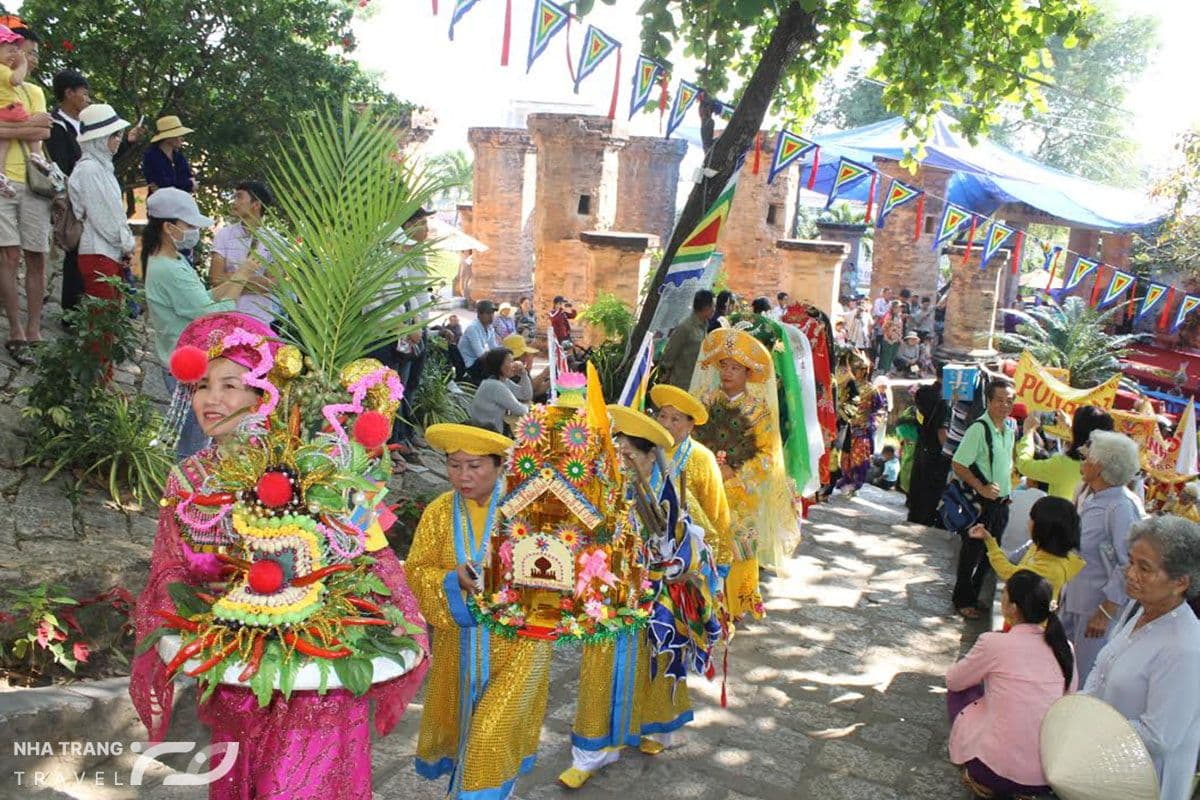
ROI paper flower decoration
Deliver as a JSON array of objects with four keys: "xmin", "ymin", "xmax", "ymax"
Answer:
[
  {"xmin": 563, "ymin": 458, "xmax": 588, "ymax": 484},
  {"xmin": 556, "ymin": 525, "xmax": 582, "ymax": 551},
  {"xmin": 560, "ymin": 419, "xmax": 590, "ymax": 452},
  {"xmin": 515, "ymin": 453, "xmax": 539, "ymax": 478},
  {"xmin": 517, "ymin": 415, "xmax": 546, "ymax": 446},
  {"xmin": 507, "ymin": 518, "xmax": 531, "ymax": 540}
]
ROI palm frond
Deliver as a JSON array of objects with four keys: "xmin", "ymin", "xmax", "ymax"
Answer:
[{"xmin": 258, "ymin": 101, "xmax": 450, "ymax": 380}]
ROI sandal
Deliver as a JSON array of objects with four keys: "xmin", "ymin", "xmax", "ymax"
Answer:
[
  {"xmin": 5, "ymin": 340, "xmax": 33, "ymax": 366},
  {"xmin": 957, "ymin": 606, "xmax": 983, "ymax": 620}
]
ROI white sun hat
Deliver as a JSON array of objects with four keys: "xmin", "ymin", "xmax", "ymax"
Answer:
[{"xmin": 1039, "ymin": 694, "xmax": 1159, "ymax": 800}]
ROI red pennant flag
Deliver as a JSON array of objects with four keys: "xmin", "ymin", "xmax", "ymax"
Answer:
[
  {"xmin": 606, "ymin": 46, "xmax": 621, "ymax": 120},
  {"xmin": 961, "ymin": 216, "xmax": 978, "ymax": 265},
  {"xmin": 806, "ymin": 147, "xmax": 820, "ymax": 190},
  {"xmin": 432, "ymin": 0, "xmax": 438, "ymax": 13},
  {"xmin": 1159, "ymin": 287, "xmax": 1174, "ymax": 330},
  {"xmin": 1089, "ymin": 265, "xmax": 1106, "ymax": 307},
  {"xmin": 1010, "ymin": 231, "xmax": 1024, "ymax": 275},
  {"xmin": 501, "ymin": 0, "xmax": 512, "ymax": 65},
  {"xmin": 863, "ymin": 172, "xmax": 878, "ymax": 223},
  {"xmin": 913, "ymin": 194, "xmax": 925, "ymax": 241},
  {"xmin": 753, "ymin": 131, "xmax": 763, "ymax": 175},
  {"xmin": 565, "ymin": 15, "xmax": 575, "ymax": 83}
]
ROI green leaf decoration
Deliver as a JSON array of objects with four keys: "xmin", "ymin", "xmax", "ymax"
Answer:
[
  {"xmin": 166, "ymin": 583, "xmax": 209, "ymax": 618},
  {"xmin": 134, "ymin": 627, "xmax": 169, "ymax": 657},
  {"xmin": 251, "ymin": 652, "xmax": 280, "ymax": 708},
  {"xmin": 332, "ymin": 655, "xmax": 374, "ymax": 697},
  {"xmin": 277, "ymin": 647, "xmax": 298, "ymax": 700}
]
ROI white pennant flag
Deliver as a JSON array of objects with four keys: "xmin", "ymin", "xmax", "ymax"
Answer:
[{"xmin": 1175, "ymin": 399, "xmax": 1198, "ymax": 476}]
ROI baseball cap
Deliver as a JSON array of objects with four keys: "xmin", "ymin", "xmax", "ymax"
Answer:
[
  {"xmin": 146, "ymin": 188, "xmax": 214, "ymax": 228},
  {"xmin": 475, "ymin": 300, "xmax": 497, "ymax": 314}
]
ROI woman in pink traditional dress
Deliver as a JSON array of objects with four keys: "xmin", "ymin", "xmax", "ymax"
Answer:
[{"xmin": 130, "ymin": 312, "xmax": 429, "ymax": 800}]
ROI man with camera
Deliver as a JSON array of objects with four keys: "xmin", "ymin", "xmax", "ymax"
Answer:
[
  {"xmin": 950, "ymin": 377, "xmax": 1017, "ymax": 619},
  {"xmin": 549, "ymin": 294, "xmax": 577, "ymax": 346}
]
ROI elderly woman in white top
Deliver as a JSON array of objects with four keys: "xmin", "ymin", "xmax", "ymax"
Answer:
[
  {"xmin": 1084, "ymin": 515, "xmax": 1200, "ymax": 800},
  {"xmin": 467, "ymin": 346, "xmax": 531, "ymax": 435},
  {"xmin": 1061, "ymin": 430, "xmax": 1146, "ymax": 684},
  {"xmin": 63, "ymin": 104, "xmax": 133, "ymax": 354}
]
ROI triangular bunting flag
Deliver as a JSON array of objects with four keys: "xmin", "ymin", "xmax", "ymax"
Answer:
[
  {"xmin": 526, "ymin": 0, "xmax": 570, "ymax": 72},
  {"xmin": 825, "ymin": 158, "xmax": 874, "ymax": 208},
  {"xmin": 1174, "ymin": 294, "xmax": 1200, "ymax": 333},
  {"xmin": 1098, "ymin": 269, "xmax": 1135, "ymax": 308},
  {"xmin": 980, "ymin": 221, "xmax": 1017, "ymax": 269},
  {"xmin": 663, "ymin": 171, "xmax": 739, "ymax": 286},
  {"xmin": 573, "ymin": 25, "xmax": 619, "ymax": 93},
  {"xmin": 712, "ymin": 99, "xmax": 736, "ymax": 118},
  {"xmin": 1040, "ymin": 243, "xmax": 1063, "ymax": 271},
  {"xmin": 875, "ymin": 178, "xmax": 921, "ymax": 229},
  {"xmin": 1062, "ymin": 257, "xmax": 1100, "ymax": 293},
  {"xmin": 665, "ymin": 80, "xmax": 700, "ymax": 139},
  {"xmin": 628, "ymin": 54, "xmax": 663, "ymax": 118},
  {"xmin": 1136, "ymin": 283, "xmax": 1169, "ymax": 321},
  {"xmin": 931, "ymin": 203, "xmax": 974, "ymax": 251},
  {"xmin": 768, "ymin": 130, "xmax": 817, "ymax": 185},
  {"xmin": 448, "ymin": 0, "xmax": 482, "ymax": 40}
]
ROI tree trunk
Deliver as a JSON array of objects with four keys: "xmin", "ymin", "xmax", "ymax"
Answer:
[{"xmin": 619, "ymin": 2, "xmax": 817, "ymax": 375}]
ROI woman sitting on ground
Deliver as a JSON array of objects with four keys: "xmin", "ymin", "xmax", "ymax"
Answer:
[
  {"xmin": 1015, "ymin": 405, "xmax": 1113, "ymax": 501},
  {"xmin": 946, "ymin": 570, "xmax": 1075, "ymax": 799},
  {"xmin": 466, "ymin": 346, "xmax": 530, "ymax": 435},
  {"xmin": 1084, "ymin": 515, "xmax": 1200, "ymax": 800},
  {"xmin": 968, "ymin": 494, "xmax": 1085, "ymax": 604}
]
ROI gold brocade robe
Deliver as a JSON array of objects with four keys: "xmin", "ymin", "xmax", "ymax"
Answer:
[
  {"xmin": 408, "ymin": 491, "xmax": 554, "ymax": 797},
  {"xmin": 668, "ymin": 438, "xmax": 732, "ymax": 569}
]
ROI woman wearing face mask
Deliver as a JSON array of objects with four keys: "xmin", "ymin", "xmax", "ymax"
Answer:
[
  {"xmin": 143, "ymin": 187, "xmax": 258, "ymax": 459},
  {"xmin": 59, "ymin": 104, "xmax": 133, "ymax": 362}
]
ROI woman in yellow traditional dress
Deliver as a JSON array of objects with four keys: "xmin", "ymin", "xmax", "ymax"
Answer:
[
  {"xmin": 408, "ymin": 422, "xmax": 555, "ymax": 800},
  {"xmin": 690, "ymin": 328, "xmax": 799, "ymax": 619}
]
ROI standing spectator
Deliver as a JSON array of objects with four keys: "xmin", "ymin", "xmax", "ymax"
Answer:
[
  {"xmin": 946, "ymin": 570, "xmax": 1075, "ymax": 798},
  {"xmin": 1060, "ymin": 430, "xmax": 1145, "ymax": 683},
  {"xmin": 514, "ymin": 296, "xmax": 536, "ymax": 340},
  {"xmin": 1015, "ymin": 406, "xmax": 1113, "ymax": 501},
  {"xmin": 771, "ymin": 291, "xmax": 789, "ymax": 320},
  {"xmin": 751, "ymin": 296, "xmax": 771, "ymax": 315},
  {"xmin": 0, "ymin": 25, "xmax": 52, "ymax": 364},
  {"xmin": 46, "ymin": 69, "xmax": 143, "ymax": 317},
  {"xmin": 658, "ymin": 289, "xmax": 713, "ymax": 390},
  {"xmin": 906, "ymin": 382, "xmax": 950, "ymax": 525},
  {"xmin": 143, "ymin": 188, "xmax": 256, "ymax": 458},
  {"xmin": 950, "ymin": 377, "xmax": 1017, "ymax": 619},
  {"xmin": 493, "ymin": 302, "xmax": 517, "ymax": 338},
  {"xmin": 141, "ymin": 115, "xmax": 196, "ymax": 194},
  {"xmin": 66, "ymin": 105, "xmax": 133, "ymax": 306},
  {"xmin": 911, "ymin": 295, "xmax": 935, "ymax": 338},
  {"xmin": 459, "ymin": 299, "xmax": 499, "ymax": 380},
  {"xmin": 1083, "ymin": 515, "xmax": 1200, "ymax": 800},
  {"xmin": 210, "ymin": 180, "xmax": 279, "ymax": 325},
  {"xmin": 876, "ymin": 300, "xmax": 904, "ymax": 375},
  {"xmin": 871, "ymin": 286, "xmax": 893, "ymax": 355},
  {"xmin": 897, "ymin": 287, "xmax": 912, "ymax": 316},
  {"xmin": 708, "ymin": 289, "xmax": 735, "ymax": 333},
  {"xmin": 549, "ymin": 295, "xmax": 577, "ymax": 345},
  {"xmin": 0, "ymin": 27, "xmax": 58, "ymax": 199},
  {"xmin": 845, "ymin": 298, "xmax": 872, "ymax": 352}
]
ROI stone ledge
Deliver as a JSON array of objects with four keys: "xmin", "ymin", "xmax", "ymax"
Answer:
[
  {"xmin": 776, "ymin": 239, "xmax": 849, "ymax": 254},
  {"xmin": 580, "ymin": 231, "xmax": 659, "ymax": 250},
  {"xmin": 623, "ymin": 135, "xmax": 688, "ymax": 157},
  {"xmin": 467, "ymin": 127, "xmax": 534, "ymax": 149}
]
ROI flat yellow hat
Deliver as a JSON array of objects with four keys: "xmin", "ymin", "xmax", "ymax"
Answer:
[
  {"xmin": 425, "ymin": 423, "xmax": 513, "ymax": 456},
  {"xmin": 649, "ymin": 384, "xmax": 709, "ymax": 426},
  {"xmin": 607, "ymin": 404, "xmax": 673, "ymax": 451},
  {"xmin": 698, "ymin": 328, "xmax": 772, "ymax": 382}
]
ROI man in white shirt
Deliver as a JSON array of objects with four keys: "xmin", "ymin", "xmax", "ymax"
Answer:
[{"xmin": 771, "ymin": 291, "xmax": 790, "ymax": 320}]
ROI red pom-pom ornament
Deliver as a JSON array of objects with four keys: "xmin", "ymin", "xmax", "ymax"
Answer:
[
  {"xmin": 169, "ymin": 345, "xmax": 209, "ymax": 383},
  {"xmin": 248, "ymin": 559, "xmax": 285, "ymax": 594},
  {"xmin": 352, "ymin": 411, "xmax": 391, "ymax": 449},
  {"xmin": 255, "ymin": 470, "xmax": 294, "ymax": 508}
]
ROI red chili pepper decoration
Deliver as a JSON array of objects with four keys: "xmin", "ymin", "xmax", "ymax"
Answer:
[
  {"xmin": 290, "ymin": 563, "xmax": 353, "ymax": 587},
  {"xmin": 153, "ymin": 609, "xmax": 200, "ymax": 632},
  {"xmin": 165, "ymin": 633, "xmax": 219, "ymax": 675},
  {"xmin": 284, "ymin": 630, "xmax": 352, "ymax": 659},
  {"xmin": 339, "ymin": 617, "xmax": 391, "ymax": 627},
  {"xmin": 186, "ymin": 640, "xmax": 240, "ymax": 677},
  {"xmin": 216, "ymin": 553, "xmax": 253, "ymax": 571},
  {"xmin": 346, "ymin": 596, "xmax": 384, "ymax": 615},
  {"xmin": 237, "ymin": 636, "xmax": 267, "ymax": 682},
  {"xmin": 195, "ymin": 592, "xmax": 217, "ymax": 605},
  {"xmin": 184, "ymin": 491, "xmax": 236, "ymax": 507}
]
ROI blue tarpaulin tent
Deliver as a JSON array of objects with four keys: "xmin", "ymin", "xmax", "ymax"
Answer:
[{"xmin": 792, "ymin": 113, "xmax": 1164, "ymax": 231}]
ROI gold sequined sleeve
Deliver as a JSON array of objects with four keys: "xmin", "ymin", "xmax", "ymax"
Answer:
[
  {"xmin": 405, "ymin": 491, "xmax": 468, "ymax": 630},
  {"xmin": 688, "ymin": 442, "xmax": 732, "ymax": 568}
]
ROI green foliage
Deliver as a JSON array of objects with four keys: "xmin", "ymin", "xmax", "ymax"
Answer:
[
  {"xmin": 19, "ymin": 0, "xmax": 412, "ymax": 197},
  {"xmin": 410, "ymin": 337, "xmax": 474, "ymax": 429},
  {"xmin": 986, "ymin": 4, "xmax": 1155, "ymax": 185},
  {"xmin": 427, "ymin": 150, "xmax": 474, "ymax": 205},
  {"xmin": 1132, "ymin": 128, "xmax": 1200, "ymax": 285},
  {"xmin": 634, "ymin": 0, "xmax": 1091, "ymax": 147},
  {"xmin": 21, "ymin": 287, "xmax": 172, "ymax": 506},
  {"xmin": 579, "ymin": 293, "xmax": 634, "ymax": 342},
  {"xmin": 813, "ymin": 67, "xmax": 890, "ymax": 131},
  {"xmin": 996, "ymin": 296, "xmax": 1144, "ymax": 388},
  {"xmin": 261, "ymin": 101, "xmax": 447, "ymax": 384},
  {"xmin": 0, "ymin": 585, "xmax": 134, "ymax": 683}
]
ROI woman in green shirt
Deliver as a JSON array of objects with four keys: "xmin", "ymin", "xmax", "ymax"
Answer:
[
  {"xmin": 142, "ymin": 188, "xmax": 258, "ymax": 458},
  {"xmin": 1015, "ymin": 405, "xmax": 1113, "ymax": 501}
]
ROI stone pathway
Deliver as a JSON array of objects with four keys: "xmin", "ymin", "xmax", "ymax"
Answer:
[{"xmin": 4, "ymin": 484, "xmax": 985, "ymax": 800}]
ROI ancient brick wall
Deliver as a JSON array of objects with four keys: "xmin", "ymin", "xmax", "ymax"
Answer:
[{"xmin": 467, "ymin": 127, "xmax": 537, "ymax": 303}]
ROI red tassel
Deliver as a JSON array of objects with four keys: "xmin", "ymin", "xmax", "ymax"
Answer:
[
  {"xmin": 658, "ymin": 71, "xmax": 669, "ymax": 132},
  {"xmin": 720, "ymin": 641, "xmax": 729, "ymax": 708},
  {"xmin": 753, "ymin": 132, "xmax": 763, "ymax": 175},
  {"xmin": 565, "ymin": 15, "xmax": 575, "ymax": 84},
  {"xmin": 863, "ymin": 172, "xmax": 877, "ymax": 223},
  {"xmin": 962, "ymin": 216, "xmax": 978, "ymax": 265},
  {"xmin": 1126, "ymin": 281, "xmax": 1136, "ymax": 322},
  {"xmin": 606, "ymin": 46, "xmax": 621, "ymax": 121},
  {"xmin": 1011, "ymin": 231, "xmax": 1024, "ymax": 275},
  {"xmin": 1160, "ymin": 287, "xmax": 1174, "ymax": 330},
  {"xmin": 1045, "ymin": 255, "xmax": 1059, "ymax": 294},
  {"xmin": 500, "ymin": 0, "xmax": 512, "ymax": 66},
  {"xmin": 806, "ymin": 146, "xmax": 820, "ymax": 190},
  {"xmin": 1089, "ymin": 265, "xmax": 1106, "ymax": 307},
  {"xmin": 913, "ymin": 194, "xmax": 925, "ymax": 241},
  {"xmin": 431, "ymin": 0, "xmax": 437, "ymax": 14}
]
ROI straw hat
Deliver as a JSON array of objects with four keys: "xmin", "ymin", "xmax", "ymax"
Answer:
[
  {"xmin": 502, "ymin": 334, "xmax": 537, "ymax": 359},
  {"xmin": 498, "ymin": 303, "xmax": 515, "ymax": 316},
  {"xmin": 150, "ymin": 115, "xmax": 195, "ymax": 143},
  {"xmin": 426, "ymin": 423, "xmax": 513, "ymax": 457},
  {"xmin": 76, "ymin": 103, "xmax": 130, "ymax": 144},
  {"xmin": 1039, "ymin": 694, "xmax": 1159, "ymax": 800},
  {"xmin": 607, "ymin": 405, "xmax": 673, "ymax": 451},
  {"xmin": 649, "ymin": 384, "xmax": 708, "ymax": 425}
]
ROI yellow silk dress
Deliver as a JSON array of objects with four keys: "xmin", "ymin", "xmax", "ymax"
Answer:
[{"xmin": 408, "ymin": 491, "xmax": 554, "ymax": 798}]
